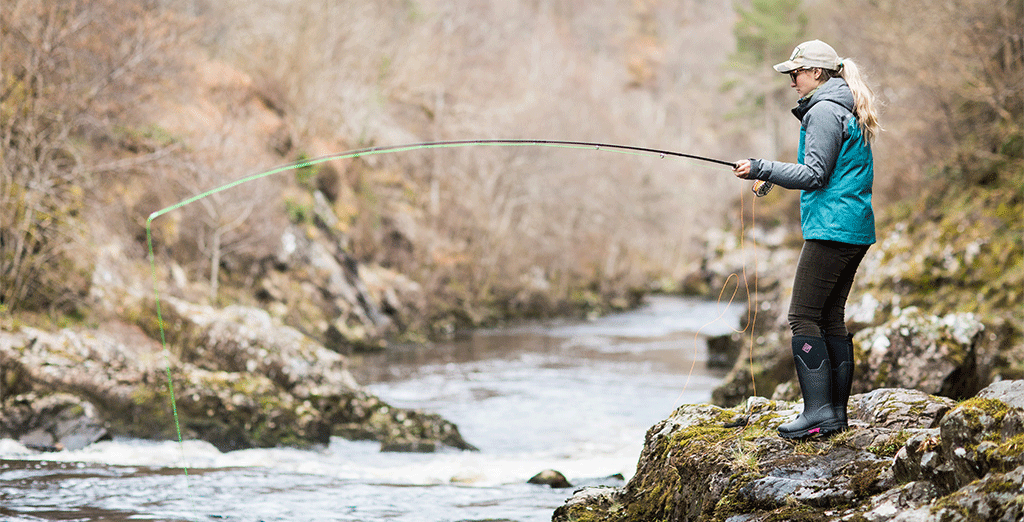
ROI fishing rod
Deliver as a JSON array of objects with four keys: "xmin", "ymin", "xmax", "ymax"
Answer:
[
  {"xmin": 273, "ymin": 139, "xmax": 774, "ymax": 198},
  {"xmin": 350, "ymin": 139, "xmax": 774, "ymax": 195},
  {"xmin": 147, "ymin": 138, "xmax": 772, "ymax": 224},
  {"xmin": 349, "ymin": 138, "xmax": 739, "ymax": 167}
]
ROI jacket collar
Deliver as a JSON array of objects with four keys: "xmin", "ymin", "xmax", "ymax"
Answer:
[{"xmin": 791, "ymin": 77, "xmax": 853, "ymax": 120}]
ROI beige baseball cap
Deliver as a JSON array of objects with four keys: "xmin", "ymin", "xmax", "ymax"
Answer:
[{"xmin": 774, "ymin": 40, "xmax": 841, "ymax": 73}]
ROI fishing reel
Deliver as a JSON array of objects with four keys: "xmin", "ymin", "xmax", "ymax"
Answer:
[{"xmin": 752, "ymin": 180, "xmax": 774, "ymax": 197}]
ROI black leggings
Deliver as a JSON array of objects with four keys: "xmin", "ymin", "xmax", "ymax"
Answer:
[{"xmin": 788, "ymin": 240, "xmax": 870, "ymax": 338}]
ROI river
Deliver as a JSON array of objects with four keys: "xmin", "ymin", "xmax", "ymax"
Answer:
[{"xmin": 0, "ymin": 296, "xmax": 742, "ymax": 522}]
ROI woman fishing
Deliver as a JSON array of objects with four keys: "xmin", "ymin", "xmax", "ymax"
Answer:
[{"xmin": 733, "ymin": 39, "xmax": 882, "ymax": 439}]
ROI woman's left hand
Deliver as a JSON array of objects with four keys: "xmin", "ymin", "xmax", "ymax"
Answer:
[{"xmin": 733, "ymin": 159, "xmax": 752, "ymax": 179}]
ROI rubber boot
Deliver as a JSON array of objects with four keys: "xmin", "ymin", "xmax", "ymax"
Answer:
[
  {"xmin": 778, "ymin": 336, "xmax": 843, "ymax": 439},
  {"xmin": 826, "ymin": 334, "xmax": 855, "ymax": 431}
]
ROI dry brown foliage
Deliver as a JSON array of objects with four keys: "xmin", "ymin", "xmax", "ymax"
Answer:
[
  {"xmin": 820, "ymin": 0, "xmax": 1023, "ymax": 199},
  {"xmin": 1, "ymin": 0, "xmax": 182, "ymax": 312},
  {"xmin": 178, "ymin": 0, "xmax": 747, "ymax": 312},
  {"xmin": 5, "ymin": 0, "xmax": 1016, "ymax": 321}
]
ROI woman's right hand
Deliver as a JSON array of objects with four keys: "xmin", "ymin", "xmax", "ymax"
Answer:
[{"xmin": 733, "ymin": 159, "xmax": 752, "ymax": 179}]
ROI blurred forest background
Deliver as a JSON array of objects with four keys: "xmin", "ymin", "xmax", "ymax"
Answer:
[{"xmin": 2, "ymin": 0, "xmax": 1020, "ymax": 334}]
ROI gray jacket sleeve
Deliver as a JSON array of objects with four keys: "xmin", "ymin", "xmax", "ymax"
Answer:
[{"xmin": 748, "ymin": 103, "xmax": 847, "ymax": 190}]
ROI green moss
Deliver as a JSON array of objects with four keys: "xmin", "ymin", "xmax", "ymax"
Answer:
[
  {"xmin": 824, "ymin": 427, "xmax": 857, "ymax": 448},
  {"xmin": 953, "ymin": 398, "xmax": 1011, "ymax": 440},
  {"xmin": 996, "ymin": 433, "xmax": 1024, "ymax": 459},
  {"xmin": 284, "ymin": 197, "xmax": 315, "ymax": 225},
  {"xmin": 980, "ymin": 474, "xmax": 1023, "ymax": 495},
  {"xmin": 710, "ymin": 471, "xmax": 762, "ymax": 521},
  {"xmin": 615, "ymin": 412, "xmax": 743, "ymax": 522},
  {"xmin": 104, "ymin": 385, "xmax": 178, "ymax": 440},
  {"xmin": 930, "ymin": 492, "xmax": 973, "ymax": 520},
  {"xmin": 956, "ymin": 397, "xmax": 1010, "ymax": 418},
  {"xmin": 868, "ymin": 430, "xmax": 912, "ymax": 458},
  {"xmin": 113, "ymin": 124, "xmax": 179, "ymax": 150},
  {"xmin": 291, "ymin": 153, "xmax": 320, "ymax": 190},
  {"xmin": 764, "ymin": 504, "xmax": 826, "ymax": 521},
  {"xmin": 850, "ymin": 460, "xmax": 890, "ymax": 498},
  {"xmin": 557, "ymin": 501, "xmax": 625, "ymax": 522},
  {"xmin": 62, "ymin": 403, "xmax": 86, "ymax": 417}
]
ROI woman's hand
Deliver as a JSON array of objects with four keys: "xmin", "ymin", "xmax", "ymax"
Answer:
[{"xmin": 733, "ymin": 159, "xmax": 752, "ymax": 179}]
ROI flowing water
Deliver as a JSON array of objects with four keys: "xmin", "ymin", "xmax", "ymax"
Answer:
[{"xmin": 0, "ymin": 296, "xmax": 742, "ymax": 522}]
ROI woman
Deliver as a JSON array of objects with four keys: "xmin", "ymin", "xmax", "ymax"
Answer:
[{"xmin": 733, "ymin": 40, "xmax": 881, "ymax": 439}]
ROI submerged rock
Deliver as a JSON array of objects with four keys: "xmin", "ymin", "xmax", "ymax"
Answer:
[
  {"xmin": 0, "ymin": 392, "xmax": 108, "ymax": 451},
  {"xmin": 528, "ymin": 469, "xmax": 572, "ymax": 488},
  {"xmin": 553, "ymin": 380, "xmax": 1024, "ymax": 522}
]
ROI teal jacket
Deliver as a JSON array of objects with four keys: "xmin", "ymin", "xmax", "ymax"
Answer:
[{"xmin": 749, "ymin": 78, "xmax": 876, "ymax": 245}]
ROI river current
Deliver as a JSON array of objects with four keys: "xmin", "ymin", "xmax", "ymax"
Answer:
[{"xmin": 0, "ymin": 296, "xmax": 742, "ymax": 521}]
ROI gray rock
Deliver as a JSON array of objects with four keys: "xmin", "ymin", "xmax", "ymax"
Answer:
[
  {"xmin": 976, "ymin": 379, "xmax": 1024, "ymax": 409},
  {"xmin": 707, "ymin": 332, "xmax": 744, "ymax": 369},
  {"xmin": 854, "ymin": 307, "xmax": 985, "ymax": 398},
  {"xmin": 528, "ymin": 469, "xmax": 572, "ymax": 488},
  {"xmin": 851, "ymin": 388, "xmax": 956, "ymax": 430},
  {"xmin": 0, "ymin": 392, "xmax": 108, "ymax": 451},
  {"xmin": 928, "ymin": 465, "xmax": 1024, "ymax": 522},
  {"xmin": 856, "ymin": 480, "xmax": 942, "ymax": 522},
  {"xmin": 0, "ymin": 308, "xmax": 477, "ymax": 453},
  {"xmin": 554, "ymin": 382, "xmax": 1024, "ymax": 522}
]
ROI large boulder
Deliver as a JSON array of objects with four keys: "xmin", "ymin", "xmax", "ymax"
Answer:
[
  {"xmin": 850, "ymin": 388, "xmax": 956, "ymax": 430},
  {"xmin": 0, "ymin": 392, "xmax": 108, "ymax": 451},
  {"xmin": 554, "ymin": 380, "xmax": 1024, "ymax": 522},
  {"xmin": 713, "ymin": 307, "xmax": 989, "ymax": 409},
  {"xmin": 854, "ymin": 307, "xmax": 986, "ymax": 398},
  {"xmin": 0, "ymin": 301, "xmax": 476, "ymax": 453},
  {"xmin": 893, "ymin": 395, "xmax": 1024, "ymax": 493},
  {"xmin": 146, "ymin": 295, "xmax": 362, "ymax": 395}
]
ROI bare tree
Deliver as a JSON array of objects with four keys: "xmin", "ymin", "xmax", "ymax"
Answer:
[
  {"xmin": 821, "ymin": 0, "xmax": 1023, "ymax": 199},
  {"xmin": 171, "ymin": 125, "xmax": 286, "ymax": 302},
  {"xmin": 1, "ymin": 0, "xmax": 179, "ymax": 312},
  {"xmin": 163, "ymin": 0, "xmax": 767, "ymax": 316}
]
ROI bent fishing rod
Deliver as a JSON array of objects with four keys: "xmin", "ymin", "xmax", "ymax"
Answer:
[
  {"xmin": 147, "ymin": 138, "xmax": 771, "ymax": 223},
  {"xmin": 288, "ymin": 139, "xmax": 774, "ymax": 197}
]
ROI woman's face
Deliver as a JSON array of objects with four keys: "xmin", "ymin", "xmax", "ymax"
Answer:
[{"xmin": 789, "ymin": 68, "xmax": 822, "ymax": 98}]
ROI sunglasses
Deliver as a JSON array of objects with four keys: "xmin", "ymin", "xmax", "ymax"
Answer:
[{"xmin": 789, "ymin": 69, "xmax": 808, "ymax": 82}]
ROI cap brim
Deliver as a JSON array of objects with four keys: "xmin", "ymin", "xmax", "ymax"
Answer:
[{"xmin": 773, "ymin": 61, "xmax": 799, "ymax": 73}]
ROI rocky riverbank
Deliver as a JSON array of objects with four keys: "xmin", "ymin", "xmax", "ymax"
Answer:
[
  {"xmin": 553, "ymin": 152, "xmax": 1022, "ymax": 521},
  {"xmin": 554, "ymin": 380, "xmax": 1024, "ymax": 522},
  {"xmin": 705, "ymin": 170, "xmax": 1022, "ymax": 408},
  {"xmin": 0, "ymin": 292, "xmax": 476, "ymax": 453}
]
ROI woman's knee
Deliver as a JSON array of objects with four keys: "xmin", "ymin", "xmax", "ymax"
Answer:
[{"xmin": 788, "ymin": 313, "xmax": 821, "ymax": 338}]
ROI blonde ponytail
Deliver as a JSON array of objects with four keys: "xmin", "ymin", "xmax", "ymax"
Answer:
[{"xmin": 837, "ymin": 59, "xmax": 881, "ymax": 143}]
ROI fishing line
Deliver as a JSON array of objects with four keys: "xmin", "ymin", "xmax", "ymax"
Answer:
[
  {"xmin": 144, "ymin": 138, "xmax": 755, "ymax": 520},
  {"xmin": 740, "ymin": 185, "xmax": 763, "ymax": 399},
  {"xmin": 674, "ymin": 181, "xmax": 766, "ymax": 409}
]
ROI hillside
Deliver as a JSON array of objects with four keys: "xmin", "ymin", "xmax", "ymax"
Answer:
[
  {"xmin": 2, "ymin": 0, "xmax": 755, "ymax": 336},
  {"xmin": 6, "ymin": 0, "xmax": 1017, "ymax": 334}
]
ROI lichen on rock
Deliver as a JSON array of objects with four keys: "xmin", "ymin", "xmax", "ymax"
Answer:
[
  {"xmin": 554, "ymin": 380, "xmax": 1024, "ymax": 522},
  {"xmin": 0, "ymin": 299, "xmax": 478, "ymax": 453}
]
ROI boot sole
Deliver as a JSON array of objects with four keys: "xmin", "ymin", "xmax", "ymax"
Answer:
[{"xmin": 778, "ymin": 422, "xmax": 844, "ymax": 440}]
